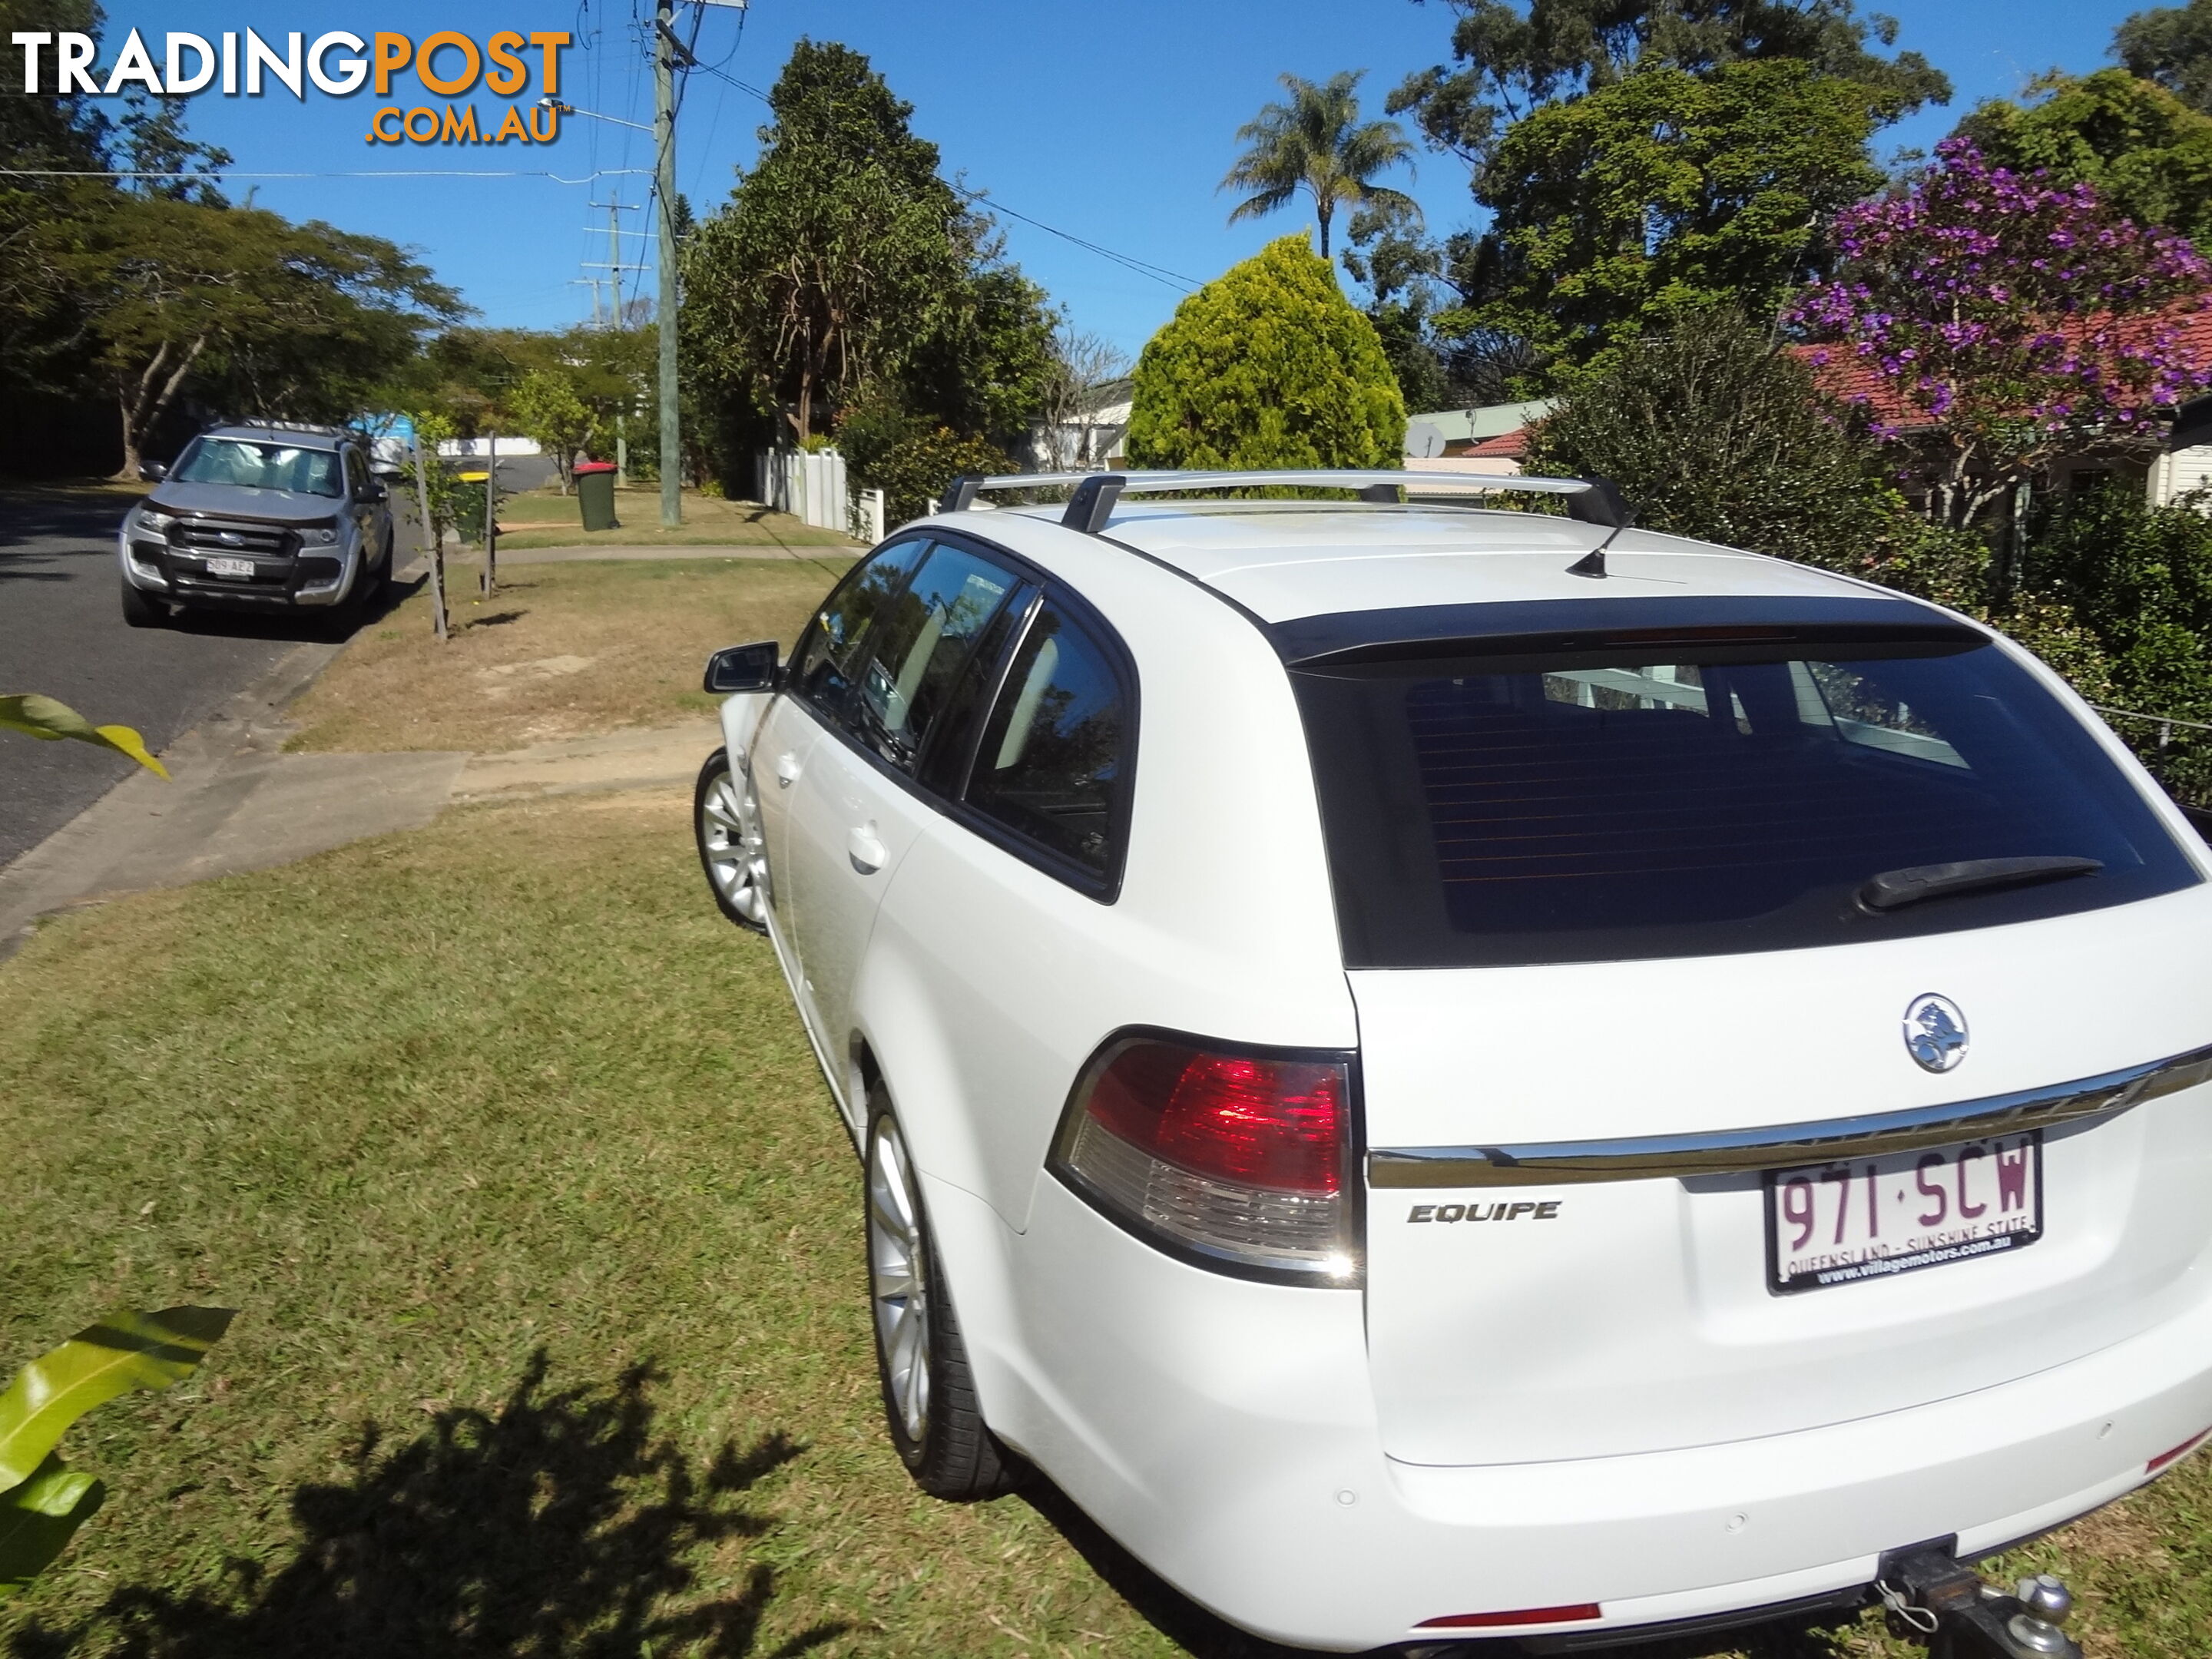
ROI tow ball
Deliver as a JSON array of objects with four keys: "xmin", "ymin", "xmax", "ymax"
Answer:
[{"xmin": 1878, "ymin": 1543, "xmax": 2082, "ymax": 1659}]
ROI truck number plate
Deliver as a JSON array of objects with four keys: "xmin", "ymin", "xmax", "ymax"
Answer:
[
  {"xmin": 205, "ymin": 556, "xmax": 253, "ymax": 579},
  {"xmin": 1763, "ymin": 1132, "xmax": 2041, "ymax": 1294}
]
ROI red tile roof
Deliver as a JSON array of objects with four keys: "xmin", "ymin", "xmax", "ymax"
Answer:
[
  {"xmin": 1793, "ymin": 301, "xmax": 2212, "ymax": 429},
  {"xmin": 1466, "ymin": 428, "xmax": 1529, "ymax": 459}
]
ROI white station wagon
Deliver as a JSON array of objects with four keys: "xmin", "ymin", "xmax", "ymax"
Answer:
[{"xmin": 693, "ymin": 470, "xmax": 2212, "ymax": 1657}]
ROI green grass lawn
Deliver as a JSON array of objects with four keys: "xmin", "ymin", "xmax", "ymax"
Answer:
[
  {"xmin": 0, "ymin": 796, "xmax": 1186, "ymax": 1658},
  {"xmin": 5, "ymin": 795, "xmax": 2212, "ymax": 1659},
  {"xmin": 286, "ymin": 558, "xmax": 849, "ymax": 755}
]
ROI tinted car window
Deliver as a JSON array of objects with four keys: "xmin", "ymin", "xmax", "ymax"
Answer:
[
  {"xmin": 916, "ymin": 584, "xmax": 1038, "ymax": 798},
  {"xmin": 849, "ymin": 544, "xmax": 1020, "ymax": 773},
  {"xmin": 788, "ymin": 540, "xmax": 929, "ymax": 724},
  {"xmin": 968, "ymin": 602, "xmax": 1130, "ymax": 879},
  {"xmin": 1293, "ymin": 635, "xmax": 2198, "ymax": 968}
]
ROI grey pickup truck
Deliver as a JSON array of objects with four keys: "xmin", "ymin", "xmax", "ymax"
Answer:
[{"xmin": 118, "ymin": 422, "xmax": 398, "ymax": 629}]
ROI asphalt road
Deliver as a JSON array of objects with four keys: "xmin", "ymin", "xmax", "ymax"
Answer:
[
  {"xmin": 1, "ymin": 457, "xmax": 570, "ymax": 866},
  {"xmin": 0, "ymin": 487, "xmax": 359, "ymax": 866}
]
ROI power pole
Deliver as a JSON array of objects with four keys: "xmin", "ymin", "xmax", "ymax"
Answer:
[
  {"xmin": 654, "ymin": 0, "xmax": 682, "ymax": 527},
  {"xmin": 583, "ymin": 198, "xmax": 643, "ymax": 327},
  {"xmin": 483, "ymin": 431, "xmax": 498, "ymax": 598},
  {"xmin": 409, "ymin": 426, "xmax": 446, "ymax": 643}
]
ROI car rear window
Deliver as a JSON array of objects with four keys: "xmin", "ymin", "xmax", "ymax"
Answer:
[{"xmin": 1290, "ymin": 631, "xmax": 2200, "ymax": 968}]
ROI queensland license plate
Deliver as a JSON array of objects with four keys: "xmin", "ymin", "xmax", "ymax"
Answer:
[
  {"xmin": 1763, "ymin": 1132, "xmax": 2042, "ymax": 1294},
  {"xmin": 204, "ymin": 556, "xmax": 253, "ymax": 579}
]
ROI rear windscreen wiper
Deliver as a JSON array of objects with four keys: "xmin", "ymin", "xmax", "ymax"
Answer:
[{"xmin": 1858, "ymin": 856, "xmax": 2103, "ymax": 912}]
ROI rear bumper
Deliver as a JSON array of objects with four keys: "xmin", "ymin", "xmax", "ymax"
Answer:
[{"xmin": 954, "ymin": 1174, "xmax": 2212, "ymax": 1654}]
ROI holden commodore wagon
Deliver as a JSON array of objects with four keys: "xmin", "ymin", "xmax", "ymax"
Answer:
[{"xmin": 691, "ymin": 469, "xmax": 2212, "ymax": 1654}]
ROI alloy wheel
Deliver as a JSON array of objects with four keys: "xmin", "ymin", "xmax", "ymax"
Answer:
[
  {"xmin": 868, "ymin": 1121, "xmax": 932, "ymax": 1446},
  {"xmin": 697, "ymin": 761, "xmax": 768, "ymax": 928}
]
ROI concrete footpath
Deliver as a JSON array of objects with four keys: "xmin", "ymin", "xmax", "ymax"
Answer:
[
  {"xmin": 455, "ymin": 541, "xmax": 853, "ymax": 565},
  {"xmin": 0, "ymin": 638, "xmax": 717, "ymax": 956}
]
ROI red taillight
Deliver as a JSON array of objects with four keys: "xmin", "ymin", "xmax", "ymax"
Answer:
[
  {"xmin": 1416, "ymin": 1604, "xmax": 1604, "ymax": 1631},
  {"xmin": 1082, "ymin": 1041, "xmax": 1344, "ymax": 1194},
  {"xmin": 2148, "ymin": 1429, "xmax": 2209, "ymax": 1473},
  {"xmin": 1051, "ymin": 1033, "xmax": 1356, "ymax": 1282}
]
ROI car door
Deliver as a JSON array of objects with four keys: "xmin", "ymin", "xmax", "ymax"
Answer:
[
  {"xmin": 780, "ymin": 539, "xmax": 1028, "ymax": 1122},
  {"xmin": 761, "ymin": 540, "xmax": 930, "ymax": 1034},
  {"xmin": 866, "ymin": 588, "xmax": 1141, "ymax": 1221},
  {"xmin": 340, "ymin": 449, "xmax": 379, "ymax": 574}
]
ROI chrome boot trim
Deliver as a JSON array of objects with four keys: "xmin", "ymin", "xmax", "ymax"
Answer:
[{"xmin": 1367, "ymin": 1043, "xmax": 2212, "ymax": 1189}]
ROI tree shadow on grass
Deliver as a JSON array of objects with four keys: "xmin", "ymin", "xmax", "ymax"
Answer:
[
  {"xmin": 10, "ymin": 1351, "xmax": 845, "ymax": 1659},
  {"xmin": 1021, "ymin": 1473, "xmax": 1872, "ymax": 1659}
]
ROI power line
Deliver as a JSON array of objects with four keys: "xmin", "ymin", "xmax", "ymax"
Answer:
[
  {"xmin": 680, "ymin": 57, "xmax": 1200, "ymax": 293},
  {"xmin": 951, "ymin": 185, "xmax": 1198, "ymax": 291}
]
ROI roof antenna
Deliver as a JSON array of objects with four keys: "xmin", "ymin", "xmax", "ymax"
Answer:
[{"xmin": 1563, "ymin": 476, "xmax": 1633, "ymax": 579}]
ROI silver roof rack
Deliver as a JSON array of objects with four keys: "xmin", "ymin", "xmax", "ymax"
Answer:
[
  {"xmin": 213, "ymin": 419, "xmax": 356, "ymax": 442},
  {"xmin": 942, "ymin": 469, "xmax": 1631, "ymax": 535}
]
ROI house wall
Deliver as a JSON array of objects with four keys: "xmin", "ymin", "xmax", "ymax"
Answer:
[{"xmin": 2148, "ymin": 445, "xmax": 2212, "ymax": 507}]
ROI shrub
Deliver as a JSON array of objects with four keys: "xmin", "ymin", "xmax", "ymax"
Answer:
[
  {"xmin": 2022, "ymin": 485, "xmax": 2212, "ymax": 802},
  {"xmin": 838, "ymin": 397, "xmax": 1010, "ymax": 528},
  {"xmin": 1126, "ymin": 235, "xmax": 1406, "ymax": 469},
  {"xmin": 1523, "ymin": 307, "xmax": 1897, "ymax": 571}
]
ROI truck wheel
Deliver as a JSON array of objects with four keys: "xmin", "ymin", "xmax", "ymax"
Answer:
[{"xmin": 120, "ymin": 578, "xmax": 167, "ymax": 628}]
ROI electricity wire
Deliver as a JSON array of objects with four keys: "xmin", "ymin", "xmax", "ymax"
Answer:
[{"xmin": 680, "ymin": 56, "xmax": 1200, "ymax": 293}]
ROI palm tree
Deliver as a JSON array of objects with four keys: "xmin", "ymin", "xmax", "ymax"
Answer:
[{"xmin": 1221, "ymin": 71, "xmax": 1418, "ymax": 260}]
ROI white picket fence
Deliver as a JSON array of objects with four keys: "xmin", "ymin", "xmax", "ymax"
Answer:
[{"xmin": 756, "ymin": 447, "xmax": 883, "ymax": 543}]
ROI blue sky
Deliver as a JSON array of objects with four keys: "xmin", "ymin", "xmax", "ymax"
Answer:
[{"xmin": 93, "ymin": 0, "xmax": 2144, "ymax": 356}]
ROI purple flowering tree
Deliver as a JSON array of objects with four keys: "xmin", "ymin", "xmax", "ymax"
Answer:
[{"xmin": 1791, "ymin": 137, "xmax": 2212, "ymax": 535}]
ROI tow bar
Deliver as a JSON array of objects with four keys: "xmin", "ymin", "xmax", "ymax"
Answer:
[{"xmin": 1878, "ymin": 1542, "xmax": 2082, "ymax": 1659}]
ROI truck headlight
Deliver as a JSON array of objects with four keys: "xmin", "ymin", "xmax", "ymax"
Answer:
[{"xmin": 135, "ymin": 508, "xmax": 175, "ymax": 534}]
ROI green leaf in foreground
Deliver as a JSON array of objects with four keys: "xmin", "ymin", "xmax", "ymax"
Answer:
[
  {"xmin": 0, "ymin": 694, "xmax": 169, "ymax": 779},
  {"xmin": 0, "ymin": 1306, "xmax": 234, "ymax": 1493},
  {"xmin": 0, "ymin": 1452, "xmax": 106, "ymax": 1600}
]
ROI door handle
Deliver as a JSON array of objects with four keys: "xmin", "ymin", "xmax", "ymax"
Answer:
[
  {"xmin": 847, "ymin": 825, "xmax": 887, "ymax": 874},
  {"xmin": 774, "ymin": 752, "xmax": 802, "ymax": 787}
]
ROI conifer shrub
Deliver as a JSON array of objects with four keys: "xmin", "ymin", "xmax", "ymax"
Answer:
[{"xmin": 1125, "ymin": 236, "xmax": 1406, "ymax": 470}]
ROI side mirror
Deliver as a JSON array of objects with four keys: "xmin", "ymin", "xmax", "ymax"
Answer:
[
  {"xmin": 704, "ymin": 640, "xmax": 781, "ymax": 694},
  {"xmin": 369, "ymin": 482, "xmax": 389, "ymax": 502},
  {"xmin": 138, "ymin": 461, "xmax": 167, "ymax": 482}
]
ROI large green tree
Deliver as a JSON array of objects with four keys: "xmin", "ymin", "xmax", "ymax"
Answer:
[
  {"xmin": 1959, "ymin": 68, "xmax": 2212, "ymax": 249},
  {"xmin": 35, "ymin": 198, "xmax": 461, "ymax": 476},
  {"xmin": 684, "ymin": 41, "xmax": 970, "ymax": 442},
  {"xmin": 1221, "ymin": 71, "xmax": 1418, "ymax": 260},
  {"xmin": 2118, "ymin": 0, "xmax": 2212, "ymax": 114},
  {"xmin": 1463, "ymin": 59, "xmax": 1886, "ymax": 366},
  {"xmin": 1125, "ymin": 235, "xmax": 1406, "ymax": 469},
  {"xmin": 1391, "ymin": 0, "xmax": 1949, "ymax": 167},
  {"xmin": 683, "ymin": 39, "xmax": 1054, "ymax": 508},
  {"xmin": 1, "ymin": 0, "xmax": 230, "ymax": 438}
]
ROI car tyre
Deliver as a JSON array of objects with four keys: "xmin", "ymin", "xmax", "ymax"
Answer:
[
  {"xmin": 120, "ymin": 577, "xmax": 167, "ymax": 628},
  {"xmin": 866, "ymin": 1100, "xmax": 1020, "ymax": 1500},
  {"xmin": 694, "ymin": 747, "xmax": 769, "ymax": 932},
  {"xmin": 360, "ymin": 535, "xmax": 391, "ymax": 607}
]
